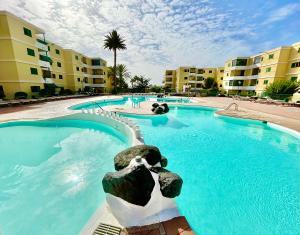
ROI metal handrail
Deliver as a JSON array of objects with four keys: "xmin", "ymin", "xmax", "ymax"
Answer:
[
  {"xmin": 225, "ymin": 102, "xmax": 238, "ymax": 111},
  {"xmin": 93, "ymin": 101, "xmax": 104, "ymax": 111}
]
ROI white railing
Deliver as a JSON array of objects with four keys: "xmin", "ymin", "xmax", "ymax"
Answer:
[
  {"xmin": 90, "ymin": 83, "xmax": 105, "ymax": 88},
  {"xmin": 91, "ymin": 74, "xmax": 105, "ymax": 79},
  {"xmin": 230, "ymin": 64, "xmax": 260, "ymax": 70},
  {"xmin": 35, "ymin": 41, "xmax": 48, "ymax": 51},
  {"xmin": 39, "ymin": 60, "xmax": 51, "ymax": 68},
  {"xmin": 224, "ymin": 85, "xmax": 256, "ymax": 91},
  {"xmin": 224, "ymin": 75, "xmax": 258, "ymax": 81},
  {"xmin": 44, "ymin": 78, "xmax": 55, "ymax": 84}
]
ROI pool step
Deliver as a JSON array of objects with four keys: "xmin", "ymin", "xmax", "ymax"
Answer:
[{"xmin": 93, "ymin": 223, "xmax": 122, "ymax": 235}]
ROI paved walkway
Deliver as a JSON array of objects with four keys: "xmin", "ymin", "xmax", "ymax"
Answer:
[{"xmin": 193, "ymin": 97, "xmax": 300, "ymax": 132}]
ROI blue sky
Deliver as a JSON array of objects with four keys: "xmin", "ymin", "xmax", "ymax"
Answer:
[{"xmin": 1, "ymin": 0, "xmax": 300, "ymax": 84}]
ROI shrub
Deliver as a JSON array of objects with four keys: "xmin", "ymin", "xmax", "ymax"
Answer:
[
  {"xmin": 14, "ymin": 91, "xmax": 28, "ymax": 99},
  {"xmin": 265, "ymin": 80, "xmax": 299, "ymax": 100},
  {"xmin": 204, "ymin": 77, "xmax": 217, "ymax": 89},
  {"xmin": 60, "ymin": 89, "xmax": 73, "ymax": 95}
]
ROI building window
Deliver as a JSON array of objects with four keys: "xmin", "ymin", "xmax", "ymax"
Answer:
[
  {"xmin": 220, "ymin": 84, "xmax": 222, "ymax": 87},
  {"xmin": 221, "ymin": 77, "xmax": 223, "ymax": 80},
  {"xmin": 266, "ymin": 67, "xmax": 271, "ymax": 72},
  {"xmin": 59, "ymin": 75, "xmax": 63, "ymax": 79},
  {"xmin": 27, "ymin": 48, "xmax": 35, "ymax": 57},
  {"xmin": 75, "ymin": 55, "xmax": 79, "ymax": 60},
  {"xmin": 31, "ymin": 86, "xmax": 40, "ymax": 92},
  {"xmin": 269, "ymin": 54, "xmax": 274, "ymax": 59},
  {"xmin": 23, "ymin": 27, "xmax": 32, "ymax": 37},
  {"xmin": 256, "ymin": 80, "xmax": 259, "ymax": 84},
  {"xmin": 55, "ymin": 49, "xmax": 60, "ymax": 55},
  {"xmin": 52, "ymin": 74, "xmax": 56, "ymax": 79},
  {"xmin": 76, "ymin": 67, "xmax": 79, "ymax": 71},
  {"xmin": 263, "ymin": 80, "xmax": 268, "ymax": 85},
  {"xmin": 184, "ymin": 77, "xmax": 187, "ymax": 80},
  {"xmin": 298, "ymin": 48, "xmax": 300, "ymax": 53},
  {"xmin": 261, "ymin": 57, "xmax": 264, "ymax": 61},
  {"xmin": 57, "ymin": 62, "xmax": 61, "ymax": 67},
  {"xmin": 30, "ymin": 67, "xmax": 38, "ymax": 75},
  {"xmin": 220, "ymin": 70, "xmax": 224, "ymax": 72},
  {"xmin": 48, "ymin": 46, "xmax": 50, "ymax": 51},
  {"xmin": 291, "ymin": 62, "xmax": 300, "ymax": 68},
  {"xmin": 291, "ymin": 76, "xmax": 297, "ymax": 82},
  {"xmin": 209, "ymin": 70, "xmax": 212, "ymax": 73},
  {"xmin": 77, "ymin": 78, "xmax": 81, "ymax": 82},
  {"xmin": 184, "ymin": 69, "xmax": 189, "ymax": 72}
]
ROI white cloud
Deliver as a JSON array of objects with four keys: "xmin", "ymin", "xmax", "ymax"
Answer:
[
  {"xmin": 264, "ymin": 3, "xmax": 300, "ymax": 24},
  {"xmin": 0, "ymin": 0, "xmax": 257, "ymax": 84}
]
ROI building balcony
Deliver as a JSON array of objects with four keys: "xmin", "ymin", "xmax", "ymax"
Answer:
[
  {"xmin": 165, "ymin": 80, "xmax": 172, "ymax": 84},
  {"xmin": 229, "ymin": 64, "xmax": 260, "ymax": 70},
  {"xmin": 224, "ymin": 75, "xmax": 258, "ymax": 81},
  {"xmin": 36, "ymin": 39, "xmax": 48, "ymax": 51},
  {"xmin": 39, "ymin": 60, "xmax": 51, "ymax": 68},
  {"xmin": 91, "ymin": 74, "xmax": 104, "ymax": 79},
  {"xmin": 224, "ymin": 85, "xmax": 256, "ymax": 91},
  {"xmin": 165, "ymin": 74, "xmax": 173, "ymax": 78},
  {"xmin": 43, "ymin": 78, "xmax": 55, "ymax": 84},
  {"xmin": 83, "ymin": 83, "xmax": 106, "ymax": 88},
  {"xmin": 189, "ymin": 80, "xmax": 204, "ymax": 83}
]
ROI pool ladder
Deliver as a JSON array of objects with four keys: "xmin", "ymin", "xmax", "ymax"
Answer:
[{"xmin": 225, "ymin": 102, "xmax": 238, "ymax": 111}]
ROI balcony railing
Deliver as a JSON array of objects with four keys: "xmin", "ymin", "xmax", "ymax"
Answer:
[
  {"xmin": 39, "ymin": 54, "xmax": 52, "ymax": 63},
  {"xmin": 224, "ymin": 75, "xmax": 258, "ymax": 81},
  {"xmin": 39, "ymin": 60, "xmax": 51, "ymax": 68},
  {"xmin": 36, "ymin": 41, "xmax": 48, "ymax": 51},
  {"xmin": 224, "ymin": 85, "xmax": 256, "ymax": 91}
]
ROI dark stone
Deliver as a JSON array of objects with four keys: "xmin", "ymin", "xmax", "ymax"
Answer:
[
  {"xmin": 152, "ymin": 103, "xmax": 159, "ymax": 108},
  {"xmin": 102, "ymin": 164, "xmax": 155, "ymax": 206},
  {"xmin": 114, "ymin": 145, "xmax": 163, "ymax": 171},
  {"xmin": 150, "ymin": 167, "xmax": 183, "ymax": 198},
  {"xmin": 161, "ymin": 103, "xmax": 169, "ymax": 112},
  {"xmin": 154, "ymin": 106, "xmax": 164, "ymax": 114},
  {"xmin": 160, "ymin": 156, "xmax": 168, "ymax": 167}
]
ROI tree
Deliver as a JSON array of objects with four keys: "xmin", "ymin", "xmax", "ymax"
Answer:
[
  {"xmin": 204, "ymin": 77, "xmax": 217, "ymax": 89},
  {"xmin": 150, "ymin": 85, "xmax": 163, "ymax": 93},
  {"xmin": 131, "ymin": 75, "xmax": 151, "ymax": 93},
  {"xmin": 265, "ymin": 79, "xmax": 300, "ymax": 100},
  {"xmin": 103, "ymin": 30, "xmax": 126, "ymax": 92},
  {"xmin": 108, "ymin": 64, "xmax": 130, "ymax": 92}
]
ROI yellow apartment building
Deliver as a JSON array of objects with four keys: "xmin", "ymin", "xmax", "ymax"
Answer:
[
  {"xmin": 0, "ymin": 11, "xmax": 112, "ymax": 99},
  {"xmin": 163, "ymin": 66, "xmax": 224, "ymax": 92},
  {"xmin": 223, "ymin": 42, "xmax": 300, "ymax": 96}
]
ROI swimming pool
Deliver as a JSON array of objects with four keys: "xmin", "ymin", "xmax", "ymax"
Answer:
[
  {"xmin": 122, "ymin": 106, "xmax": 300, "ymax": 235},
  {"xmin": 70, "ymin": 96, "xmax": 191, "ymax": 110},
  {"xmin": 0, "ymin": 119, "xmax": 129, "ymax": 235}
]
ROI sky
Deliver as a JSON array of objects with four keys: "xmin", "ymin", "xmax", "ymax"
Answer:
[{"xmin": 1, "ymin": 0, "xmax": 300, "ymax": 84}]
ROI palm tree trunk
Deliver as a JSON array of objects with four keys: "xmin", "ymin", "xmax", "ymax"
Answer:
[{"xmin": 113, "ymin": 49, "xmax": 117, "ymax": 91}]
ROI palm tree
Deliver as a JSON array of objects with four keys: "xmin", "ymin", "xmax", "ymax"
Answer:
[
  {"xmin": 103, "ymin": 30, "xmax": 126, "ymax": 91},
  {"xmin": 108, "ymin": 64, "xmax": 130, "ymax": 91}
]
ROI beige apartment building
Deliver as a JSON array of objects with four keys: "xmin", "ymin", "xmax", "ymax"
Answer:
[
  {"xmin": 163, "ymin": 66, "xmax": 224, "ymax": 92},
  {"xmin": 0, "ymin": 11, "xmax": 112, "ymax": 99},
  {"xmin": 164, "ymin": 42, "xmax": 300, "ymax": 97}
]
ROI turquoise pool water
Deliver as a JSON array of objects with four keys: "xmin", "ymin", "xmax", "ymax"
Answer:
[
  {"xmin": 122, "ymin": 106, "xmax": 300, "ymax": 235},
  {"xmin": 0, "ymin": 119, "xmax": 128, "ymax": 235},
  {"xmin": 70, "ymin": 96, "xmax": 191, "ymax": 110}
]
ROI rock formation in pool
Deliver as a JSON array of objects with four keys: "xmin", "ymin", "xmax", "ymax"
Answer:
[
  {"xmin": 102, "ymin": 144, "xmax": 183, "ymax": 227},
  {"xmin": 151, "ymin": 103, "xmax": 169, "ymax": 114}
]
